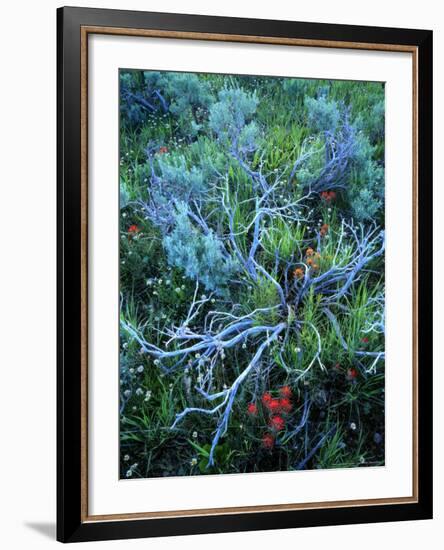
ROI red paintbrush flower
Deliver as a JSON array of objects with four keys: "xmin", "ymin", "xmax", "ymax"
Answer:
[
  {"xmin": 128, "ymin": 224, "xmax": 139, "ymax": 234},
  {"xmin": 279, "ymin": 397, "xmax": 292, "ymax": 413},
  {"xmin": 262, "ymin": 433, "xmax": 275, "ymax": 449},
  {"xmin": 247, "ymin": 403, "xmax": 258, "ymax": 416},
  {"xmin": 361, "ymin": 336, "xmax": 369, "ymax": 343},
  {"xmin": 269, "ymin": 415, "xmax": 285, "ymax": 432},
  {"xmin": 347, "ymin": 368, "xmax": 358, "ymax": 380},
  {"xmin": 158, "ymin": 146, "xmax": 169, "ymax": 154},
  {"xmin": 267, "ymin": 398, "xmax": 281, "ymax": 413},
  {"xmin": 320, "ymin": 190, "xmax": 336, "ymax": 202},
  {"xmin": 261, "ymin": 392, "xmax": 272, "ymax": 406},
  {"xmin": 279, "ymin": 385, "xmax": 292, "ymax": 399}
]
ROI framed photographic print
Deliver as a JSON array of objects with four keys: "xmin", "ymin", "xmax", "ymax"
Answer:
[{"xmin": 57, "ymin": 6, "xmax": 433, "ymax": 543}]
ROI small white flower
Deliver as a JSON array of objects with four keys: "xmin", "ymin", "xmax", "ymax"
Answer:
[
  {"xmin": 242, "ymin": 343, "xmax": 247, "ymax": 349},
  {"xmin": 195, "ymin": 353, "xmax": 201, "ymax": 359},
  {"xmin": 175, "ymin": 287, "xmax": 181, "ymax": 293},
  {"xmin": 158, "ymin": 279, "xmax": 163, "ymax": 284},
  {"xmin": 124, "ymin": 389, "xmax": 131, "ymax": 398},
  {"xmin": 126, "ymin": 470, "xmax": 133, "ymax": 478},
  {"xmin": 181, "ymin": 285, "xmax": 185, "ymax": 290},
  {"xmin": 146, "ymin": 279, "xmax": 153, "ymax": 286},
  {"xmin": 190, "ymin": 457, "xmax": 198, "ymax": 466},
  {"xmin": 350, "ymin": 422, "xmax": 357, "ymax": 431},
  {"xmin": 136, "ymin": 388, "xmax": 143, "ymax": 396},
  {"xmin": 154, "ymin": 359, "xmax": 160, "ymax": 366},
  {"xmin": 137, "ymin": 365, "xmax": 144, "ymax": 373},
  {"xmin": 152, "ymin": 290, "xmax": 158, "ymax": 296},
  {"xmin": 201, "ymin": 294, "xmax": 207, "ymax": 300},
  {"xmin": 211, "ymin": 298, "xmax": 215, "ymax": 303},
  {"xmin": 192, "ymin": 431, "xmax": 198, "ymax": 439},
  {"xmin": 129, "ymin": 368, "xmax": 134, "ymax": 374},
  {"xmin": 123, "ymin": 454, "xmax": 130, "ymax": 462}
]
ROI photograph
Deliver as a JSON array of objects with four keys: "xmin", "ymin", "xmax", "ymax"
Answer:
[{"xmin": 118, "ymin": 70, "xmax": 386, "ymax": 479}]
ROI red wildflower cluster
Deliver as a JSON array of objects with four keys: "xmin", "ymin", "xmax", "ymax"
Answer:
[
  {"xmin": 261, "ymin": 393, "xmax": 293, "ymax": 415},
  {"xmin": 262, "ymin": 433, "xmax": 275, "ymax": 449},
  {"xmin": 269, "ymin": 415, "xmax": 285, "ymax": 432},
  {"xmin": 305, "ymin": 248, "xmax": 321, "ymax": 270},
  {"xmin": 158, "ymin": 146, "xmax": 169, "ymax": 154},
  {"xmin": 347, "ymin": 368, "xmax": 358, "ymax": 381},
  {"xmin": 320, "ymin": 190, "xmax": 336, "ymax": 202},
  {"xmin": 261, "ymin": 392, "xmax": 272, "ymax": 406},
  {"xmin": 361, "ymin": 336, "xmax": 369, "ymax": 344},
  {"xmin": 128, "ymin": 224, "xmax": 139, "ymax": 235},
  {"xmin": 280, "ymin": 385, "xmax": 292, "ymax": 399},
  {"xmin": 279, "ymin": 398, "xmax": 292, "ymax": 413},
  {"xmin": 249, "ymin": 386, "xmax": 294, "ymax": 450},
  {"xmin": 269, "ymin": 398, "xmax": 282, "ymax": 413}
]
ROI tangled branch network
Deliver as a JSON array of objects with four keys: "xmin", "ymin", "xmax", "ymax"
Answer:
[{"xmin": 122, "ymin": 115, "xmax": 385, "ymax": 467}]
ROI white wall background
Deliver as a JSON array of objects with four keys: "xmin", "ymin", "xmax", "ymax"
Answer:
[{"xmin": 0, "ymin": 0, "xmax": 440, "ymax": 548}]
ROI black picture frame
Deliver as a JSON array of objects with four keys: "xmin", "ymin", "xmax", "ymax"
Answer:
[{"xmin": 57, "ymin": 6, "xmax": 433, "ymax": 543}]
